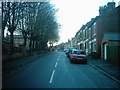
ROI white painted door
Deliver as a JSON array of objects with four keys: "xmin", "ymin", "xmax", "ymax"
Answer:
[{"xmin": 104, "ymin": 44, "xmax": 107, "ymax": 60}]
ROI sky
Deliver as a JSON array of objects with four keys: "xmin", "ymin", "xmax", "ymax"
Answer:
[{"xmin": 50, "ymin": 0, "xmax": 120, "ymax": 45}]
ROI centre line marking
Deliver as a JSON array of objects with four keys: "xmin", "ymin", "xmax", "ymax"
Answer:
[
  {"xmin": 58, "ymin": 56, "xmax": 60, "ymax": 58},
  {"xmin": 55, "ymin": 62, "xmax": 58, "ymax": 67},
  {"xmin": 49, "ymin": 70, "xmax": 55, "ymax": 84},
  {"xmin": 57, "ymin": 56, "xmax": 60, "ymax": 61},
  {"xmin": 57, "ymin": 58, "xmax": 59, "ymax": 61}
]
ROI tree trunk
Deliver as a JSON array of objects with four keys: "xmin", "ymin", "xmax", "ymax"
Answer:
[
  {"xmin": 29, "ymin": 38, "xmax": 32, "ymax": 55},
  {"xmin": 32, "ymin": 40, "xmax": 35, "ymax": 52},
  {"xmin": 10, "ymin": 31, "xmax": 14, "ymax": 60},
  {"xmin": 35, "ymin": 40, "xmax": 38, "ymax": 52},
  {"xmin": 23, "ymin": 35, "xmax": 27, "ymax": 56}
]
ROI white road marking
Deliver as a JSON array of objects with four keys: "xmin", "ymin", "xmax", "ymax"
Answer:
[
  {"xmin": 57, "ymin": 58, "xmax": 59, "ymax": 61},
  {"xmin": 58, "ymin": 56, "xmax": 60, "ymax": 58},
  {"xmin": 55, "ymin": 62, "xmax": 58, "ymax": 67},
  {"xmin": 49, "ymin": 56, "xmax": 60, "ymax": 84},
  {"xmin": 49, "ymin": 70, "xmax": 55, "ymax": 84},
  {"xmin": 57, "ymin": 56, "xmax": 60, "ymax": 61}
]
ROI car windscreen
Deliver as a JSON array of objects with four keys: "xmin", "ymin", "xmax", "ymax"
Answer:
[
  {"xmin": 80, "ymin": 51, "xmax": 86, "ymax": 55},
  {"xmin": 73, "ymin": 51, "xmax": 86, "ymax": 55}
]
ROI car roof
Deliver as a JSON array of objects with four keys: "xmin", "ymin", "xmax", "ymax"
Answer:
[
  {"xmin": 72, "ymin": 49, "xmax": 85, "ymax": 52},
  {"xmin": 68, "ymin": 47, "xmax": 75, "ymax": 49}
]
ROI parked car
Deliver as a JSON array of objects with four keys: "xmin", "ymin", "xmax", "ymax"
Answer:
[
  {"xmin": 69, "ymin": 49, "xmax": 87, "ymax": 64},
  {"xmin": 66, "ymin": 48, "xmax": 76, "ymax": 57},
  {"xmin": 88, "ymin": 52, "xmax": 98, "ymax": 59},
  {"xmin": 63, "ymin": 48, "xmax": 69, "ymax": 54}
]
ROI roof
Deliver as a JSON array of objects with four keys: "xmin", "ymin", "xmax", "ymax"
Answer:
[
  {"xmin": 80, "ymin": 25, "xmax": 86, "ymax": 30},
  {"xmin": 75, "ymin": 16, "xmax": 99, "ymax": 37},
  {"xmin": 103, "ymin": 33, "xmax": 120, "ymax": 41},
  {"xmin": 87, "ymin": 16, "xmax": 99, "ymax": 28},
  {"xmin": 75, "ymin": 25, "xmax": 86, "ymax": 37}
]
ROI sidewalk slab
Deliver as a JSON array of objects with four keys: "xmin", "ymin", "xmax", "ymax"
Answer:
[
  {"xmin": 2, "ymin": 52, "xmax": 49, "ymax": 77},
  {"xmin": 88, "ymin": 58, "xmax": 120, "ymax": 83}
]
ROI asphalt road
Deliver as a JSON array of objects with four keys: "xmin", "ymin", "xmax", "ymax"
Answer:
[{"xmin": 2, "ymin": 51, "xmax": 120, "ymax": 88}]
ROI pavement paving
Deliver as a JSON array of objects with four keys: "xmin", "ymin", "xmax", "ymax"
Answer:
[
  {"xmin": 2, "ymin": 52, "xmax": 49, "ymax": 77},
  {"xmin": 88, "ymin": 57, "xmax": 120, "ymax": 84}
]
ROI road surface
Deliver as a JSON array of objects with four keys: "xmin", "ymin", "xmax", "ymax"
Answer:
[{"xmin": 2, "ymin": 51, "xmax": 120, "ymax": 88}]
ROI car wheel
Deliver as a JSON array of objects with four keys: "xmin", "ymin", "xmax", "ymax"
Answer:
[
  {"xmin": 84, "ymin": 60, "xmax": 87, "ymax": 64},
  {"xmin": 70, "ymin": 58, "xmax": 73, "ymax": 63}
]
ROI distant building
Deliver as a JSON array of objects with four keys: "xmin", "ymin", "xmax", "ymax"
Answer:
[
  {"xmin": 3, "ymin": 34, "xmax": 30, "ymax": 54},
  {"xmin": 6, "ymin": 34, "xmax": 24, "ymax": 47},
  {"xmin": 78, "ymin": 25, "xmax": 86, "ymax": 50}
]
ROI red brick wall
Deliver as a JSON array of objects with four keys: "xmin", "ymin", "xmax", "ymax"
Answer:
[{"xmin": 96, "ymin": 17, "xmax": 104, "ymax": 58}]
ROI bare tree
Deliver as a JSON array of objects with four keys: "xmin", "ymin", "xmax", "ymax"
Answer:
[{"xmin": 2, "ymin": 1, "xmax": 60, "ymax": 58}]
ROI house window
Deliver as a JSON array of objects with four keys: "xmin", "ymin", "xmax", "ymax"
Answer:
[
  {"xmin": 93, "ymin": 22, "xmax": 96, "ymax": 35},
  {"xmin": 87, "ymin": 41, "xmax": 89, "ymax": 49},
  {"xmin": 83, "ymin": 30, "xmax": 85, "ymax": 39},
  {"xmin": 85, "ymin": 28, "xmax": 87, "ymax": 38},
  {"xmin": 93, "ymin": 43, "xmax": 96, "ymax": 52},
  {"xmin": 89, "ymin": 28, "xmax": 91, "ymax": 38},
  {"xmin": 80, "ymin": 44, "xmax": 82, "ymax": 49},
  {"xmin": 89, "ymin": 44, "xmax": 91, "ymax": 50},
  {"xmin": 87, "ymin": 29, "xmax": 89, "ymax": 38},
  {"xmin": 85, "ymin": 42, "xmax": 87, "ymax": 49}
]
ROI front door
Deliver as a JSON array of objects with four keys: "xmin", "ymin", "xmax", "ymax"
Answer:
[{"xmin": 104, "ymin": 43, "xmax": 107, "ymax": 60}]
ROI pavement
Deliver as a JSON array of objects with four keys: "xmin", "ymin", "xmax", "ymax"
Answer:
[
  {"xmin": 2, "ymin": 52, "xmax": 48, "ymax": 77},
  {"xmin": 88, "ymin": 57, "xmax": 120, "ymax": 84}
]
